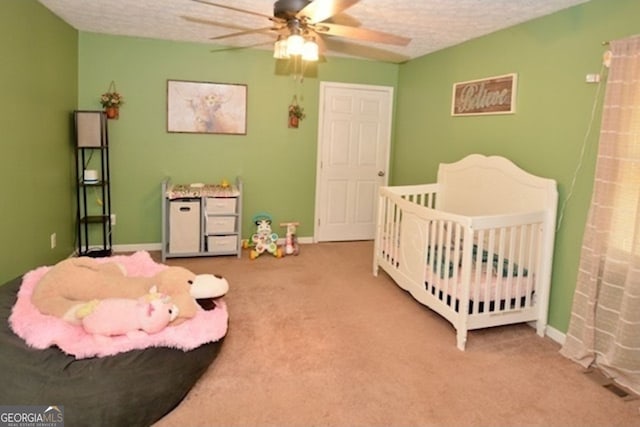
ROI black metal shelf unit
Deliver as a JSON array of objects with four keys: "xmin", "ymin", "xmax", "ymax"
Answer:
[{"xmin": 74, "ymin": 110, "xmax": 112, "ymax": 257}]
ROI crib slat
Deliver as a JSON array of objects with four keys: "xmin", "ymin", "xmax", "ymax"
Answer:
[
  {"xmin": 525, "ymin": 223, "xmax": 539, "ymax": 308},
  {"xmin": 515, "ymin": 224, "xmax": 528, "ymax": 308},
  {"xmin": 389, "ymin": 197, "xmax": 396, "ymax": 263},
  {"xmin": 388, "ymin": 198, "xmax": 392, "ymax": 261},
  {"xmin": 503, "ymin": 228, "xmax": 511, "ymax": 310},
  {"xmin": 383, "ymin": 196, "xmax": 391, "ymax": 262},
  {"xmin": 380, "ymin": 196, "xmax": 387, "ymax": 260},
  {"xmin": 485, "ymin": 230, "xmax": 496, "ymax": 313},
  {"xmin": 436, "ymin": 221, "xmax": 444, "ymax": 283},
  {"xmin": 451, "ymin": 222, "xmax": 462, "ymax": 311},
  {"xmin": 471, "ymin": 230, "xmax": 484, "ymax": 314},
  {"xmin": 426, "ymin": 219, "xmax": 435, "ymax": 292},
  {"xmin": 441, "ymin": 221, "xmax": 451, "ymax": 306},
  {"xmin": 491, "ymin": 228, "xmax": 504, "ymax": 311}
]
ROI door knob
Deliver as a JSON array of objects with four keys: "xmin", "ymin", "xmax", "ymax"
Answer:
[{"xmin": 378, "ymin": 171, "xmax": 385, "ymax": 177}]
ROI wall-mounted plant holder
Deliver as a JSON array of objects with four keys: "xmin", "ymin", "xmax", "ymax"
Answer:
[
  {"xmin": 105, "ymin": 107, "xmax": 119, "ymax": 119},
  {"xmin": 100, "ymin": 80, "xmax": 123, "ymax": 120},
  {"xmin": 288, "ymin": 95, "xmax": 305, "ymax": 129}
]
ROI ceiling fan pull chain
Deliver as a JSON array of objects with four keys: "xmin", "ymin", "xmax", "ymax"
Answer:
[
  {"xmin": 292, "ymin": 55, "xmax": 300, "ymax": 82},
  {"xmin": 300, "ymin": 57, "xmax": 309, "ymax": 83}
]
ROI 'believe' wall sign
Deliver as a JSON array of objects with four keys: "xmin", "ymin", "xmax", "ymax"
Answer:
[{"xmin": 451, "ymin": 73, "xmax": 517, "ymax": 116}]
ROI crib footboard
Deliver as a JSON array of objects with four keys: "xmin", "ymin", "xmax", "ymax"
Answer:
[{"xmin": 374, "ymin": 184, "xmax": 552, "ymax": 350}]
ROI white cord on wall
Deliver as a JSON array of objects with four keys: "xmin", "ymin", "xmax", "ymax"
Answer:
[{"xmin": 555, "ymin": 60, "xmax": 607, "ymax": 232}]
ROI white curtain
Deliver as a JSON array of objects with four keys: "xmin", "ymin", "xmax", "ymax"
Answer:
[{"xmin": 560, "ymin": 35, "xmax": 640, "ymax": 394}]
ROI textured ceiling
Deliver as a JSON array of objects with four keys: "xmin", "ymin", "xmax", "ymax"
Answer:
[{"xmin": 38, "ymin": 0, "xmax": 590, "ymax": 62}]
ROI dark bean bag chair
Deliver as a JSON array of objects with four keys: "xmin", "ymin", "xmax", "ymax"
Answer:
[{"xmin": 0, "ymin": 275, "xmax": 224, "ymax": 426}]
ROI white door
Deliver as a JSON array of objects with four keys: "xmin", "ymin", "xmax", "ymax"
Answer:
[{"xmin": 315, "ymin": 82, "xmax": 393, "ymax": 242}]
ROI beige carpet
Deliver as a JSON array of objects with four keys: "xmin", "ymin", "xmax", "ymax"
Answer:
[{"xmin": 152, "ymin": 241, "xmax": 639, "ymax": 427}]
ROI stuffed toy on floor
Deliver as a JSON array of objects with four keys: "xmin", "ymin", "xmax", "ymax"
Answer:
[
  {"xmin": 76, "ymin": 286, "xmax": 178, "ymax": 336},
  {"xmin": 30, "ymin": 257, "xmax": 229, "ymax": 331}
]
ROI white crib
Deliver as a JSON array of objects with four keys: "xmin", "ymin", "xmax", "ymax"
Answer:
[{"xmin": 373, "ymin": 154, "xmax": 558, "ymax": 350}]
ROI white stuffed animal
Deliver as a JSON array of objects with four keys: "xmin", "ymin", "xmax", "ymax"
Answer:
[{"xmin": 77, "ymin": 287, "xmax": 179, "ymax": 336}]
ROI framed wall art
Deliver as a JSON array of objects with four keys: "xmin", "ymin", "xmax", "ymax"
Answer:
[
  {"xmin": 167, "ymin": 80, "xmax": 247, "ymax": 134},
  {"xmin": 451, "ymin": 73, "xmax": 517, "ymax": 116}
]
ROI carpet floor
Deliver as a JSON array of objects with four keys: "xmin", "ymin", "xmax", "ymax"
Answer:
[{"xmin": 152, "ymin": 241, "xmax": 639, "ymax": 427}]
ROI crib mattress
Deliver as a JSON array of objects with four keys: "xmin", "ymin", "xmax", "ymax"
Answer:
[{"xmin": 425, "ymin": 263, "xmax": 534, "ymax": 302}]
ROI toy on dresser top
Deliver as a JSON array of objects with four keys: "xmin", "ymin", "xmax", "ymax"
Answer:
[{"xmin": 166, "ymin": 178, "xmax": 239, "ymax": 199}]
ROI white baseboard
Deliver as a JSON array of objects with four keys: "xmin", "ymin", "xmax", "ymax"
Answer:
[
  {"xmin": 113, "ymin": 238, "xmax": 315, "ymax": 254},
  {"xmin": 112, "ymin": 243, "xmax": 162, "ymax": 253},
  {"xmin": 527, "ymin": 322, "xmax": 566, "ymax": 345},
  {"xmin": 545, "ymin": 325, "xmax": 566, "ymax": 345}
]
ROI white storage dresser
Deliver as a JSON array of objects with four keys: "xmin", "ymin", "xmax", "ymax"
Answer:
[{"xmin": 161, "ymin": 178, "xmax": 242, "ymax": 261}]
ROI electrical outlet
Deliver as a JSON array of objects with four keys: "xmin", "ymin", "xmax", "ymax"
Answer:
[
  {"xmin": 585, "ymin": 73, "xmax": 601, "ymax": 83},
  {"xmin": 111, "ymin": 214, "xmax": 116, "ymax": 226},
  {"xmin": 50, "ymin": 233, "xmax": 56, "ymax": 249}
]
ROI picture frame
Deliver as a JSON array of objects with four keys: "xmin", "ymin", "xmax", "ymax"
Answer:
[
  {"xmin": 167, "ymin": 80, "xmax": 247, "ymax": 134},
  {"xmin": 451, "ymin": 73, "xmax": 517, "ymax": 116}
]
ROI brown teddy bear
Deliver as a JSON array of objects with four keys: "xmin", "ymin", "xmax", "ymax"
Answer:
[{"xmin": 31, "ymin": 257, "xmax": 228, "ymax": 325}]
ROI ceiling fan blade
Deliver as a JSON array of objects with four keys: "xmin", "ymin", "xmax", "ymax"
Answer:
[
  {"xmin": 191, "ymin": 0, "xmax": 276, "ymax": 21},
  {"xmin": 209, "ymin": 26, "xmax": 278, "ymax": 41},
  {"xmin": 210, "ymin": 40, "xmax": 275, "ymax": 54},
  {"xmin": 181, "ymin": 15, "xmax": 257, "ymax": 32},
  {"xmin": 324, "ymin": 13, "xmax": 361, "ymax": 28},
  {"xmin": 298, "ymin": 0, "xmax": 360, "ymax": 24},
  {"xmin": 317, "ymin": 22, "xmax": 410, "ymax": 46},
  {"xmin": 324, "ymin": 38, "xmax": 410, "ymax": 63}
]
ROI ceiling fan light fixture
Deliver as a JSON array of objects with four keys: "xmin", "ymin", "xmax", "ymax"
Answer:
[
  {"xmin": 286, "ymin": 33, "xmax": 305, "ymax": 56},
  {"xmin": 192, "ymin": 0, "xmax": 413, "ymax": 64},
  {"xmin": 302, "ymin": 37, "xmax": 319, "ymax": 61},
  {"xmin": 273, "ymin": 35, "xmax": 289, "ymax": 59}
]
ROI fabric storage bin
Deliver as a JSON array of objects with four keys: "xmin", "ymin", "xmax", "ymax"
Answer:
[
  {"xmin": 169, "ymin": 200, "xmax": 201, "ymax": 253},
  {"xmin": 205, "ymin": 198, "xmax": 236, "ymax": 214},
  {"xmin": 207, "ymin": 235, "xmax": 237, "ymax": 253},
  {"xmin": 206, "ymin": 216, "xmax": 236, "ymax": 234}
]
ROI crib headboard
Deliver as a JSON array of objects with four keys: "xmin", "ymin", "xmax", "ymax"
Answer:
[{"xmin": 436, "ymin": 154, "xmax": 558, "ymax": 218}]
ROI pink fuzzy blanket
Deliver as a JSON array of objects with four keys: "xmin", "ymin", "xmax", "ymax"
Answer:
[{"xmin": 9, "ymin": 251, "xmax": 228, "ymax": 359}]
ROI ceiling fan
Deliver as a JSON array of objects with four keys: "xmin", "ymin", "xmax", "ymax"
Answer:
[{"xmin": 184, "ymin": 0, "xmax": 411, "ymax": 63}]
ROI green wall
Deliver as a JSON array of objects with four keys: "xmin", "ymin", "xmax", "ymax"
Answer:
[
  {"xmin": 2, "ymin": 0, "xmax": 638, "ymax": 335},
  {"xmin": 393, "ymin": 0, "xmax": 640, "ymax": 332},
  {"xmin": 0, "ymin": 0, "xmax": 78, "ymax": 284},
  {"xmin": 77, "ymin": 34, "xmax": 399, "ymax": 245}
]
